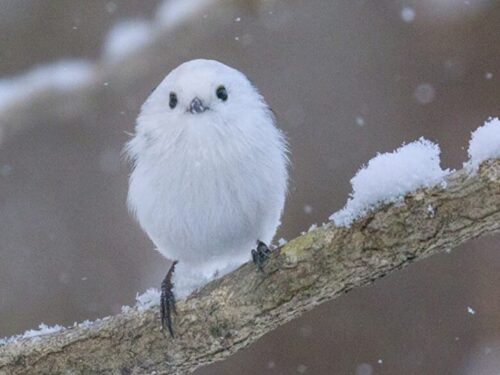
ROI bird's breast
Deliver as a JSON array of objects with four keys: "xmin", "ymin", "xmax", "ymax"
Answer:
[{"xmin": 131, "ymin": 145, "xmax": 267, "ymax": 259}]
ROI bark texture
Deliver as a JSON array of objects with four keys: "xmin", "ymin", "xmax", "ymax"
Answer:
[{"xmin": 0, "ymin": 160, "xmax": 499, "ymax": 374}]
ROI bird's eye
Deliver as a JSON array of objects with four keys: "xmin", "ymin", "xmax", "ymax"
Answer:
[
  {"xmin": 169, "ymin": 92, "xmax": 178, "ymax": 109},
  {"xmin": 216, "ymin": 86, "xmax": 228, "ymax": 101}
]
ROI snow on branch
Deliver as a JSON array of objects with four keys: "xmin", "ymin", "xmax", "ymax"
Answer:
[
  {"xmin": 1, "ymin": 128, "xmax": 499, "ymax": 374},
  {"xmin": 466, "ymin": 117, "xmax": 500, "ymax": 171},
  {"xmin": 330, "ymin": 138, "xmax": 450, "ymax": 227}
]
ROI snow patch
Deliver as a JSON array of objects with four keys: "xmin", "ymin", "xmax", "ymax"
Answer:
[
  {"xmin": 465, "ymin": 118, "xmax": 500, "ymax": 171},
  {"xmin": 22, "ymin": 323, "xmax": 64, "ymax": 339},
  {"xmin": 155, "ymin": 0, "xmax": 215, "ymax": 30},
  {"xmin": 102, "ymin": 19, "xmax": 154, "ymax": 62},
  {"xmin": 1, "ymin": 289, "xmax": 161, "ymax": 346},
  {"xmin": 355, "ymin": 115, "xmax": 365, "ymax": 127},
  {"xmin": 330, "ymin": 138, "xmax": 449, "ymax": 227},
  {"xmin": 0, "ymin": 60, "xmax": 94, "ymax": 112},
  {"xmin": 0, "ymin": 323, "xmax": 64, "ymax": 346},
  {"xmin": 135, "ymin": 288, "xmax": 161, "ymax": 312},
  {"xmin": 75, "ymin": 320, "xmax": 93, "ymax": 329},
  {"xmin": 401, "ymin": 7, "xmax": 416, "ymax": 23}
]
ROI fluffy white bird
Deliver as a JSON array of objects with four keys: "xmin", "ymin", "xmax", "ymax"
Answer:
[{"xmin": 126, "ymin": 59, "xmax": 289, "ymax": 336}]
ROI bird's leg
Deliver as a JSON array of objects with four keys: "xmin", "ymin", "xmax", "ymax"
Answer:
[
  {"xmin": 160, "ymin": 260, "xmax": 178, "ymax": 337},
  {"xmin": 251, "ymin": 240, "xmax": 271, "ymax": 272}
]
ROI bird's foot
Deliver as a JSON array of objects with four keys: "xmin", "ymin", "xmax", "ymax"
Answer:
[
  {"xmin": 251, "ymin": 240, "xmax": 271, "ymax": 272},
  {"xmin": 160, "ymin": 260, "xmax": 178, "ymax": 337}
]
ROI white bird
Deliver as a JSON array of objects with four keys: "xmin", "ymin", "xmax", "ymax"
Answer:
[{"xmin": 126, "ymin": 59, "xmax": 289, "ymax": 336}]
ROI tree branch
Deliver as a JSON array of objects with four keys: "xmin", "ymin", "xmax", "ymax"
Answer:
[{"xmin": 1, "ymin": 160, "xmax": 499, "ymax": 374}]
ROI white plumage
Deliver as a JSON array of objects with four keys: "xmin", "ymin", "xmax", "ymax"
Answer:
[{"xmin": 126, "ymin": 59, "xmax": 288, "ymax": 297}]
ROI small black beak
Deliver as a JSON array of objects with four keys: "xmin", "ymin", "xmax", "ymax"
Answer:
[{"xmin": 188, "ymin": 97, "xmax": 207, "ymax": 114}]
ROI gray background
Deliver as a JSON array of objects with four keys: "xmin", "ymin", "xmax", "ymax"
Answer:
[{"xmin": 0, "ymin": 0, "xmax": 499, "ymax": 374}]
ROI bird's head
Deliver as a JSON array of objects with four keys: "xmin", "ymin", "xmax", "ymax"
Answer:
[
  {"xmin": 127, "ymin": 59, "xmax": 276, "ymax": 164},
  {"xmin": 137, "ymin": 59, "xmax": 269, "ymax": 132}
]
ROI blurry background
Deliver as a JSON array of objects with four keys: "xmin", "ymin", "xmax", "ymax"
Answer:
[{"xmin": 0, "ymin": 0, "xmax": 499, "ymax": 374}]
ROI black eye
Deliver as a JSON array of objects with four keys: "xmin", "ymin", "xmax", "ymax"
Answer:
[
  {"xmin": 216, "ymin": 86, "xmax": 228, "ymax": 101},
  {"xmin": 169, "ymin": 92, "xmax": 178, "ymax": 109}
]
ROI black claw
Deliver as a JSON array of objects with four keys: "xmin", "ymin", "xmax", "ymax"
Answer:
[
  {"xmin": 252, "ymin": 240, "xmax": 271, "ymax": 272},
  {"xmin": 160, "ymin": 260, "xmax": 178, "ymax": 338}
]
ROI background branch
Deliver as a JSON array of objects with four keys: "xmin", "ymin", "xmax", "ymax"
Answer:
[
  {"xmin": 1, "ymin": 159, "xmax": 499, "ymax": 374},
  {"xmin": 0, "ymin": 0, "xmax": 258, "ymax": 144}
]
